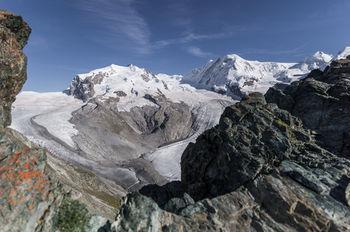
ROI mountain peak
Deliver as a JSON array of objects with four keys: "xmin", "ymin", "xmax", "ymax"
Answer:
[
  {"xmin": 311, "ymin": 51, "xmax": 333, "ymax": 62},
  {"xmin": 225, "ymin": 54, "xmax": 244, "ymax": 61},
  {"xmin": 336, "ymin": 46, "xmax": 350, "ymax": 60}
]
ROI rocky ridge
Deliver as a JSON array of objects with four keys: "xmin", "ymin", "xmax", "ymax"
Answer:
[{"xmin": 111, "ymin": 58, "xmax": 350, "ymax": 231}]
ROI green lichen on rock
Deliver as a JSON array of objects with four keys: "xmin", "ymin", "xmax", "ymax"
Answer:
[
  {"xmin": 53, "ymin": 196, "xmax": 91, "ymax": 232},
  {"xmin": 0, "ymin": 10, "xmax": 31, "ymax": 49}
]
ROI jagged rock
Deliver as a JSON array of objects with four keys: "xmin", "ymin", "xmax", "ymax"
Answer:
[
  {"xmin": 139, "ymin": 181, "xmax": 185, "ymax": 209},
  {"xmin": 0, "ymin": 130, "xmax": 62, "ymax": 231},
  {"xmin": 0, "ymin": 10, "xmax": 30, "ymax": 129},
  {"xmin": 181, "ymin": 92, "xmax": 335, "ymax": 200},
  {"xmin": 0, "ymin": 12, "xmax": 64, "ymax": 231},
  {"xmin": 266, "ymin": 57, "xmax": 350, "ymax": 157},
  {"xmin": 113, "ymin": 168, "xmax": 350, "ymax": 231},
  {"xmin": 0, "ymin": 11, "xmax": 107, "ymax": 231},
  {"xmin": 113, "ymin": 93, "xmax": 350, "ymax": 231}
]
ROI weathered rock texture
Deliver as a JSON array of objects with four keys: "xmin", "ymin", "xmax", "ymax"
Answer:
[
  {"xmin": 0, "ymin": 11, "xmax": 62, "ymax": 231},
  {"xmin": 181, "ymin": 93, "xmax": 337, "ymax": 201},
  {"xmin": 0, "ymin": 10, "xmax": 30, "ymax": 129},
  {"xmin": 0, "ymin": 11, "xmax": 105, "ymax": 232},
  {"xmin": 112, "ymin": 93, "xmax": 350, "ymax": 231},
  {"xmin": 0, "ymin": 129, "xmax": 64, "ymax": 231},
  {"xmin": 266, "ymin": 56, "xmax": 350, "ymax": 157}
]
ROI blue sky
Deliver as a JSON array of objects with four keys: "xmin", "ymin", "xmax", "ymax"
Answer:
[{"xmin": 1, "ymin": 0, "xmax": 350, "ymax": 92}]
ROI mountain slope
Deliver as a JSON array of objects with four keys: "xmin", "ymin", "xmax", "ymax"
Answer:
[{"xmin": 183, "ymin": 52, "xmax": 333, "ymax": 99}]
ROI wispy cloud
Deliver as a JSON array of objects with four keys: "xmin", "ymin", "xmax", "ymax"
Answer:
[
  {"xmin": 153, "ymin": 30, "xmax": 238, "ymax": 49},
  {"xmin": 76, "ymin": 0, "xmax": 151, "ymax": 54},
  {"xmin": 187, "ymin": 46, "xmax": 213, "ymax": 58},
  {"xmin": 74, "ymin": 0, "xmax": 260, "ymax": 56}
]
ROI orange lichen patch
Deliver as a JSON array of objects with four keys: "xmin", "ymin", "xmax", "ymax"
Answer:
[
  {"xmin": 18, "ymin": 170, "xmax": 42, "ymax": 179},
  {"xmin": 0, "ymin": 144, "xmax": 51, "ymax": 211}
]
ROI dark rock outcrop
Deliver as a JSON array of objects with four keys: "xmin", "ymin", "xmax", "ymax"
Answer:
[
  {"xmin": 0, "ymin": 10, "xmax": 30, "ymax": 129},
  {"xmin": 266, "ymin": 56, "xmax": 350, "ymax": 157},
  {"xmin": 112, "ymin": 93, "xmax": 350, "ymax": 231},
  {"xmin": 181, "ymin": 92, "xmax": 335, "ymax": 201}
]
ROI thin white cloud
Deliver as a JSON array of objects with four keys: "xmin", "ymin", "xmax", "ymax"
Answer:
[
  {"xmin": 76, "ymin": 0, "xmax": 151, "ymax": 54},
  {"xmin": 153, "ymin": 31, "xmax": 233, "ymax": 49},
  {"xmin": 153, "ymin": 24, "xmax": 258, "ymax": 50},
  {"xmin": 187, "ymin": 46, "xmax": 212, "ymax": 58}
]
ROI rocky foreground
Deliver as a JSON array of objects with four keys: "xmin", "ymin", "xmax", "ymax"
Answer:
[{"xmin": 111, "ymin": 58, "xmax": 350, "ymax": 230}]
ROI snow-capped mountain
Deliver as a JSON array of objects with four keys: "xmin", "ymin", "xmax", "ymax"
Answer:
[
  {"xmin": 12, "ymin": 64, "xmax": 234, "ymax": 192},
  {"xmin": 290, "ymin": 51, "xmax": 333, "ymax": 72},
  {"xmin": 335, "ymin": 46, "xmax": 350, "ymax": 60},
  {"xmin": 183, "ymin": 51, "xmax": 333, "ymax": 99},
  {"xmin": 66, "ymin": 64, "xmax": 230, "ymax": 111}
]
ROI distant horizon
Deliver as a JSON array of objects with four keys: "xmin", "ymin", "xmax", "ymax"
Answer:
[{"xmin": 1, "ymin": 0, "xmax": 350, "ymax": 92}]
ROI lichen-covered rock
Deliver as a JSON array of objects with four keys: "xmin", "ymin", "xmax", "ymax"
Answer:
[
  {"xmin": 112, "ymin": 93, "xmax": 350, "ymax": 231},
  {"xmin": 266, "ymin": 56, "xmax": 350, "ymax": 157},
  {"xmin": 0, "ymin": 10, "xmax": 30, "ymax": 129},
  {"xmin": 0, "ymin": 130, "xmax": 64, "ymax": 232},
  {"xmin": 0, "ymin": 11, "xmax": 64, "ymax": 231},
  {"xmin": 0, "ymin": 11, "xmax": 106, "ymax": 231}
]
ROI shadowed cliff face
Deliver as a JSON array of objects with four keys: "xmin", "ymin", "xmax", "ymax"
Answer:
[
  {"xmin": 266, "ymin": 56, "xmax": 350, "ymax": 157},
  {"xmin": 0, "ymin": 10, "xmax": 31, "ymax": 130}
]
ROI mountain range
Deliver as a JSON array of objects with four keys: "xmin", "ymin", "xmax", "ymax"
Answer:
[{"xmin": 10, "ymin": 47, "xmax": 350, "ymax": 201}]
